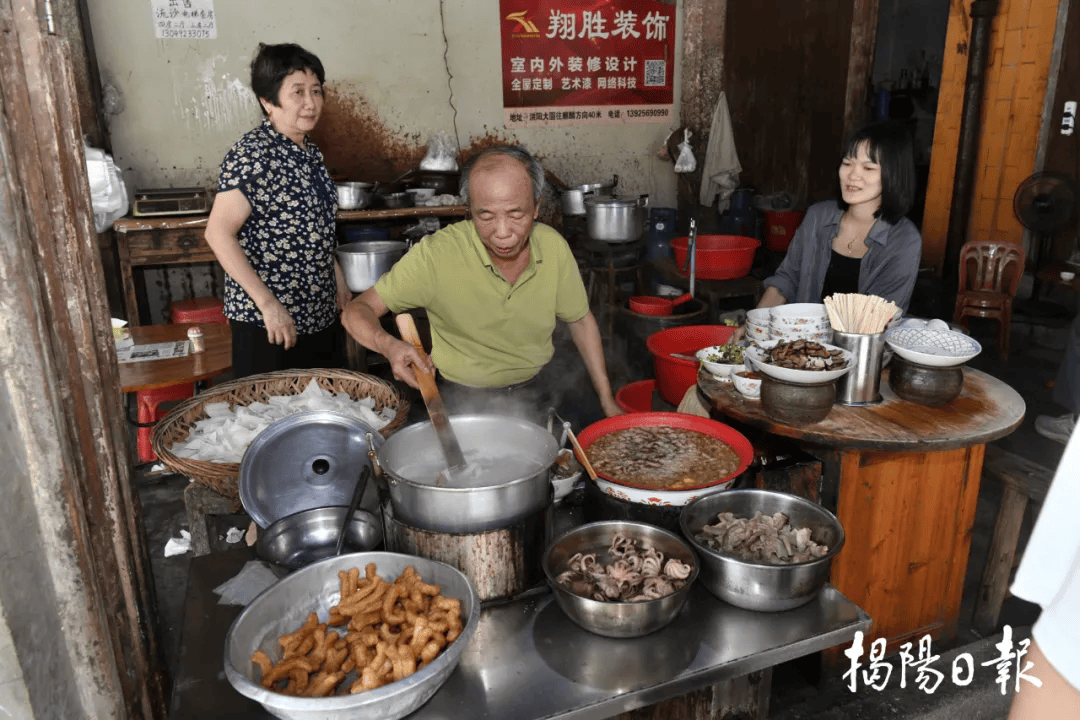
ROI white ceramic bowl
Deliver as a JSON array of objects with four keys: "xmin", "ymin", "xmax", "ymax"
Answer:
[
  {"xmin": 732, "ymin": 370, "xmax": 762, "ymax": 399},
  {"xmin": 551, "ymin": 449, "xmax": 583, "ymax": 502},
  {"xmin": 771, "ymin": 314, "xmax": 830, "ymax": 327},
  {"xmin": 770, "ymin": 303, "xmax": 828, "ymax": 322},
  {"xmin": 770, "ymin": 327, "xmax": 833, "ymax": 343},
  {"xmin": 746, "ymin": 308, "xmax": 771, "ymax": 325},
  {"xmin": 884, "ymin": 327, "xmax": 982, "ymax": 368},
  {"xmin": 747, "ymin": 322, "xmax": 770, "ymax": 340},
  {"xmin": 696, "ymin": 345, "xmax": 745, "ymax": 380},
  {"xmin": 406, "ymin": 187, "xmax": 436, "ymax": 202},
  {"xmin": 745, "ymin": 341, "xmax": 854, "ymax": 384},
  {"xmin": 1061, "ymin": 271, "xmax": 1076, "ymax": 281}
]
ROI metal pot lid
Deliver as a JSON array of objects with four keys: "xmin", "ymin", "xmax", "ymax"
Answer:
[
  {"xmin": 584, "ymin": 195, "xmax": 647, "ymax": 208},
  {"xmin": 239, "ymin": 411, "xmax": 384, "ymax": 528}
]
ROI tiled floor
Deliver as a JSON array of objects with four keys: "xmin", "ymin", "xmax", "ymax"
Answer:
[{"xmin": 133, "ymin": 283, "xmax": 1076, "ymax": 710}]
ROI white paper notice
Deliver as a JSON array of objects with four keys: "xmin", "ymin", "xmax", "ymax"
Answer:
[
  {"xmin": 118, "ymin": 340, "xmax": 191, "ymax": 363},
  {"xmin": 151, "ymin": 0, "xmax": 216, "ymax": 40}
]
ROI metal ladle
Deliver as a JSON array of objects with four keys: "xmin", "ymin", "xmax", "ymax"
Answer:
[{"xmin": 334, "ymin": 465, "xmax": 373, "ymax": 556}]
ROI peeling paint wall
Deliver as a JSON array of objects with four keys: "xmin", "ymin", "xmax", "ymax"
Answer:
[{"xmin": 86, "ymin": 0, "xmax": 682, "ymax": 206}]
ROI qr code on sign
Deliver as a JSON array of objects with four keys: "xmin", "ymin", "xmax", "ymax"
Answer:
[{"xmin": 644, "ymin": 60, "xmax": 666, "ymax": 87}]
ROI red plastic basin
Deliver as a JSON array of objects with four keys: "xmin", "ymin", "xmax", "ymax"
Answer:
[
  {"xmin": 670, "ymin": 234, "xmax": 760, "ymax": 280},
  {"xmin": 576, "ymin": 412, "xmax": 754, "ymax": 503},
  {"xmin": 615, "ymin": 379, "xmax": 656, "ymax": 413},
  {"xmin": 646, "ymin": 325, "xmax": 737, "ymax": 406}
]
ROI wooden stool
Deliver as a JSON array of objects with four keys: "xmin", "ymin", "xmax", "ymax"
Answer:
[{"xmin": 972, "ymin": 445, "xmax": 1053, "ymax": 633}]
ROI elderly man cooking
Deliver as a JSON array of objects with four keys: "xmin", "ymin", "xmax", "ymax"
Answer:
[{"xmin": 342, "ymin": 145, "xmax": 622, "ymax": 421}]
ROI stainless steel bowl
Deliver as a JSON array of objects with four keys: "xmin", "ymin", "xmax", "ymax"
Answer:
[
  {"xmin": 679, "ymin": 489, "xmax": 845, "ymax": 612},
  {"xmin": 225, "ymin": 551, "xmax": 480, "ymax": 720},
  {"xmin": 256, "ymin": 506, "xmax": 383, "ymax": 570},
  {"xmin": 336, "ymin": 240, "xmax": 408, "ymax": 293},
  {"xmin": 336, "ymin": 181, "xmax": 373, "ymax": 210},
  {"xmin": 541, "ymin": 520, "xmax": 698, "ymax": 638}
]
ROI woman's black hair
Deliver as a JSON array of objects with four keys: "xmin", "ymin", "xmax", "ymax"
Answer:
[
  {"xmin": 836, "ymin": 121, "xmax": 916, "ymax": 224},
  {"xmin": 250, "ymin": 43, "xmax": 325, "ymax": 116}
]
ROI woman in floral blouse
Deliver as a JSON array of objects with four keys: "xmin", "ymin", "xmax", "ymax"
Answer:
[{"xmin": 205, "ymin": 43, "xmax": 350, "ymax": 377}]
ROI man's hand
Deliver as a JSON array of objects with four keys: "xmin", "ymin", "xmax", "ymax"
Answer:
[
  {"xmin": 731, "ymin": 324, "xmax": 747, "ymax": 343},
  {"xmin": 259, "ymin": 297, "xmax": 297, "ymax": 349},
  {"xmin": 384, "ymin": 337, "xmax": 435, "ymax": 390}
]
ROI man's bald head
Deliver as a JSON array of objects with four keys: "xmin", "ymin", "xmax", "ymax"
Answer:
[{"xmin": 460, "ymin": 145, "xmax": 546, "ymax": 207}]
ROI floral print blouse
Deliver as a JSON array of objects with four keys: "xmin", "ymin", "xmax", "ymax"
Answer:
[{"xmin": 216, "ymin": 118, "xmax": 338, "ymax": 334}]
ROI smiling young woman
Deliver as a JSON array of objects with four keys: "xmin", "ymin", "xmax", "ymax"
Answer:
[{"xmin": 746, "ymin": 121, "xmax": 922, "ymax": 318}]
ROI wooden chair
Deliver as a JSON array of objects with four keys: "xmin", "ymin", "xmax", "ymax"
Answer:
[{"xmin": 952, "ymin": 240, "xmax": 1024, "ymax": 360}]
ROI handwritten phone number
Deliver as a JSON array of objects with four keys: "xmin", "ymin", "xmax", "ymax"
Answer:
[
  {"xmin": 626, "ymin": 108, "xmax": 669, "ymax": 118},
  {"xmin": 158, "ymin": 28, "xmax": 214, "ymax": 39}
]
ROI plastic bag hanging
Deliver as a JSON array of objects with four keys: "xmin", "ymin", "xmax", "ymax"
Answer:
[
  {"xmin": 419, "ymin": 131, "xmax": 459, "ymax": 172},
  {"xmin": 84, "ymin": 143, "xmax": 129, "ymax": 232},
  {"xmin": 674, "ymin": 129, "xmax": 696, "ymax": 173}
]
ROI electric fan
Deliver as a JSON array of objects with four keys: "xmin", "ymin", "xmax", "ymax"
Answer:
[{"xmin": 1013, "ymin": 171, "xmax": 1078, "ymax": 272}]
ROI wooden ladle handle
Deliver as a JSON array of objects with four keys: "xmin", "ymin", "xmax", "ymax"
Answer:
[{"xmin": 395, "ymin": 314, "xmax": 438, "ymax": 395}]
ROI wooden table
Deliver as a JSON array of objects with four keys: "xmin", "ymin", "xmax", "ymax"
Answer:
[
  {"xmin": 112, "ymin": 206, "xmax": 468, "ymax": 326},
  {"xmin": 698, "ymin": 365, "xmax": 1025, "ymax": 656},
  {"xmin": 118, "ymin": 323, "xmax": 232, "ymax": 393}
]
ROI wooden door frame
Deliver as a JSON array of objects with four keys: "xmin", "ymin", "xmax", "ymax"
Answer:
[{"xmin": 0, "ymin": 1, "xmax": 167, "ymax": 717}]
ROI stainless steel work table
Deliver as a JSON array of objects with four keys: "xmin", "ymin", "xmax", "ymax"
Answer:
[{"xmin": 170, "ymin": 544, "xmax": 869, "ymax": 719}]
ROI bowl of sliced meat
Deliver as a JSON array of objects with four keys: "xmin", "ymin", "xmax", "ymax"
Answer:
[
  {"xmin": 679, "ymin": 489, "xmax": 845, "ymax": 611},
  {"xmin": 575, "ymin": 412, "xmax": 754, "ymax": 507}
]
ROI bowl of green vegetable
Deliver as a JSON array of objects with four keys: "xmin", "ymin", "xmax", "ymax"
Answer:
[{"xmin": 696, "ymin": 344, "xmax": 745, "ymax": 380}]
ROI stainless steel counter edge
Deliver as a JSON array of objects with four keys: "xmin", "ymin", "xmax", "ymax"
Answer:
[{"xmin": 408, "ymin": 584, "xmax": 871, "ymax": 720}]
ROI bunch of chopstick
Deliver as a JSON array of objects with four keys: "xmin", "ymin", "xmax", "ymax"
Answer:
[{"xmin": 823, "ymin": 293, "xmax": 899, "ymax": 334}]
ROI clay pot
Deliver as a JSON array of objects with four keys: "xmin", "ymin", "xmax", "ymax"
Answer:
[
  {"xmin": 888, "ymin": 356, "xmax": 965, "ymax": 406},
  {"xmin": 760, "ymin": 375, "xmax": 836, "ymax": 424}
]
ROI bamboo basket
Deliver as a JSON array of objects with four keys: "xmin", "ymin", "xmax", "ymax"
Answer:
[{"xmin": 151, "ymin": 368, "xmax": 409, "ymax": 498}]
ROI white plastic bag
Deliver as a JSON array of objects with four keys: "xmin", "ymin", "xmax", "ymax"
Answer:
[
  {"xmin": 85, "ymin": 144, "xmax": 129, "ymax": 232},
  {"xmin": 674, "ymin": 129, "xmax": 696, "ymax": 173},
  {"xmin": 419, "ymin": 132, "xmax": 459, "ymax": 172}
]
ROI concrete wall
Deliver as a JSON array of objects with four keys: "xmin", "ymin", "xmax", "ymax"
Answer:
[{"xmin": 86, "ymin": 0, "xmax": 682, "ymax": 207}]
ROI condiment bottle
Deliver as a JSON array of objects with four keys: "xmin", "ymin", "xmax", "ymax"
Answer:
[{"xmin": 187, "ymin": 325, "xmax": 205, "ymax": 353}]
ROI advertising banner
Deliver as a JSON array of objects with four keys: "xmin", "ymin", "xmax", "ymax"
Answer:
[{"xmin": 499, "ymin": 0, "xmax": 677, "ymax": 127}]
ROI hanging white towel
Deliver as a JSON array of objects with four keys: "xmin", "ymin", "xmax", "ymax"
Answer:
[{"xmin": 698, "ymin": 91, "xmax": 741, "ymax": 210}]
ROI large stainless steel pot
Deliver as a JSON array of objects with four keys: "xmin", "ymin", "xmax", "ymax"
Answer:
[
  {"xmin": 376, "ymin": 414, "xmax": 559, "ymax": 534},
  {"xmin": 584, "ymin": 194, "xmax": 649, "ymax": 243},
  {"xmin": 561, "ymin": 175, "xmax": 618, "ymax": 216},
  {"xmin": 336, "ymin": 240, "xmax": 407, "ymax": 292}
]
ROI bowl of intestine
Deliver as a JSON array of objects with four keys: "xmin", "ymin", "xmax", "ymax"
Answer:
[
  {"xmin": 679, "ymin": 489, "xmax": 845, "ymax": 612},
  {"xmin": 541, "ymin": 520, "xmax": 698, "ymax": 638}
]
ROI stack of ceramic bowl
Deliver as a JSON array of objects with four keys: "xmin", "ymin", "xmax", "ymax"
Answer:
[
  {"xmin": 769, "ymin": 303, "xmax": 833, "ymax": 344},
  {"xmin": 745, "ymin": 308, "xmax": 771, "ymax": 346}
]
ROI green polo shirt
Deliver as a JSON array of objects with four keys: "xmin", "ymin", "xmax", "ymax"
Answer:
[{"xmin": 374, "ymin": 220, "xmax": 590, "ymax": 387}]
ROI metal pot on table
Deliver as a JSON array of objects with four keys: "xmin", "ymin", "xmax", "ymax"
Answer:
[
  {"xmin": 374, "ymin": 413, "xmax": 559, "ymax": 534},
  {"xmin": 335, "ymin": 181, "xmax": 373, "ymax": 210},
  {"xmin": 561, "ymin": 175, "xmax": 618, "ymax": 216},
  {"xmin": 584, "ymin": 194, "xmax": 649, "ymax": 243},
  {"xmin": 336, "ymin": 240, "xmax": 408, "ymax": 292}
]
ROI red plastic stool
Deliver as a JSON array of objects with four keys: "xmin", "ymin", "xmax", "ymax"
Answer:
[
  {"xmin": 136, "ymin": 382, "xmax": 195, "ymax": 462},
  {"xmin": 170, "ymin": 296, "xmax": 226, "ymax": 325}
]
